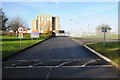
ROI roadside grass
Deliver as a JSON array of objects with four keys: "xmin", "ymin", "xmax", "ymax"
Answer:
[
  {"xmin": 1, "ymin": 34, "xmax": 49, "ymax": 59},
  {"xmin": 2, "ymin": 39, "xmax": 44, "ymax": 58},
  {"xmin": 74, "ymin": 34, "xmax": 118, "ymax": 40},
  {"xmin": 86, "ymin": 42, "xmax": 120, "ymax": 64}
]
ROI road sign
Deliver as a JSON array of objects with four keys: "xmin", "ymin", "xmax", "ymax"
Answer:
[
  {"xmin": 18, "ymin": 27, "xmax": 24, "ymax": 33},
  {"xmin": 18, "ymin": 27, "xmax": 24, "ymax": 49},
  {"xmin": 102, "ymin": 27, "xmax": 107, "ymax": 32},
  {"xmin": 30, "ymin": 30, "xmax": 39, "ymax": 38}
]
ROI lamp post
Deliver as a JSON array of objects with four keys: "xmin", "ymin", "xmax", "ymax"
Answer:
[
  {"xmin": 70, "ymin": 19, "xmax": 72, "ymax": 36},
  {"xmin": 88, "ymin": 24, "xmax": 90, "ymax": 38}
]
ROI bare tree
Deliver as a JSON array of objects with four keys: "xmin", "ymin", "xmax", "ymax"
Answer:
[
  {"xmin": 7, "ymin": 16, "xmax": 27, "ymax": 32},
  {"xmin": 0, "ymin": 8, "xmax": 8, "ymax": 30}
]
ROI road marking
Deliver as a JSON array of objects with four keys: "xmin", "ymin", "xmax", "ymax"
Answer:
[
  {"xmin": 38, "ymin": 66, "xmax": 58, "ymax": 68},
  {"xmin": 3, "ymin": 59, "xmax": 112, "ymax": 69},
  {"xmin": 61, "ymin": 65, "xmax": 113, "ymax": 68},
  {"xmin": 28, "ymin": 65, "xmax": 33, "ymax": 68},
  {"xmin": 72, "ymin": 39, "xmax": 83, "ymax": 45},
  {"xmin": 4, "ymin": 67, "xmax": 9, "ymax": 68},
  {"xmin": 11, "ymin": 64, "xmax": 16, "ymax": 66},
  {"xmin": 34, "ymin": 62, "xmax": 44, "ymax": 66},
  {"xmin": 46, "ymin": 67, "xmax": 52, "ymax": 80},
  {"xmin": 4, "ymin": 65, "xmax": 113, "ymax": 68},
  {"xmin": 18, "ymin": 60, "xmax": 27, "ymax": 61},
  {"xmin": 33, "ymin": 60, "xmax": 39, "ymax": 61},
  {"xmin": 57, "ymin": 61, "xmax": 72, "ymax": 67},
  {"xmin": 15, "ymin": 66, "xmax": 28, "ymax": 68},
  {"xmin": 82, "ymin": 59, "xmax": 100, "ymax": 67}
]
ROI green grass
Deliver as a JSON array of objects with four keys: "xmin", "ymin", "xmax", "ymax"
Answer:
[
  {"xmin": 86, "ymin": 42, "xmax": 120, "ymax": 64},
  {"xmin": 0, "ymin": 34, "xmax": 49, "ymax": 59},
  {"xmin": 2, "ymin": 39, "xmax": 44, "ymax": 58},
  {"xmin": 74, "ymin": 34, "xmax": 119, "ymax": 40}
]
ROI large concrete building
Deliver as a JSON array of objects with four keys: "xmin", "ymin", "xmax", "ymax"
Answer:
[{"xmin": 32, "ymin": 15, "xmax": 60, "ymax": 34}]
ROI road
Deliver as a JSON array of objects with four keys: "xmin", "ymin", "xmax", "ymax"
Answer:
[{"xmin": 2, "ymin": 37, "xmax": 119, "ymax": 80}]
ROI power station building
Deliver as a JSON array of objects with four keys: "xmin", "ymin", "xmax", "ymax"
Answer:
[{"xmin": 32, "ymin": 15, "xmax": 60, "ymax": 34}]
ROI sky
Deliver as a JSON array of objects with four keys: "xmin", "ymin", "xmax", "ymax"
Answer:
[{"xmin": 2, "ymin": 2, "xmax": 118, "ymax": 33}]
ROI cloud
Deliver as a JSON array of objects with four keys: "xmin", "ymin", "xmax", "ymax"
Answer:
[{"xmin": 51, "ymin": 0, "xmax": 59, "ymax": 4}]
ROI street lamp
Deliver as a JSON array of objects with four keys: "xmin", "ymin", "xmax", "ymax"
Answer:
[
  {"xmin": 69, "ymin": 19, "xmax": 72, "ymax": 36},
  {"xmin": 88, "ymin": 24, "xmax": 90, "ymax": 37}
]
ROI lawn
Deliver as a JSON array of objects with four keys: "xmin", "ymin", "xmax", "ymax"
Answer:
[
  {"xmin": 86, "ymin": 42, "xmax": 120, "ymax": 64},
  {"xmin": 1, "ymin": 34, "xmax": 48, "ymax": 59},
  {"xmin": 74, "ymin": 33, "xmax": 118, "ymax": 39}
]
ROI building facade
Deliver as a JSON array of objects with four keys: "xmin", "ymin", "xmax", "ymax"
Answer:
[{"xmin": 32, "ymin": 15, "xmax": 59, "ymax": 33}]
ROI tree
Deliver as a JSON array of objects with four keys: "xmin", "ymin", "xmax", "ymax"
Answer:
[
  {"xmin": 7, "ymin": 16, "xmax": 27, "ymax": 32},
  {"xmin": 0, "ymin": 8, "xmax": 8, "ymax": 30},
  {"xmin": 96, "ymin": 24, "xmax": 112, "ymax": 33}
]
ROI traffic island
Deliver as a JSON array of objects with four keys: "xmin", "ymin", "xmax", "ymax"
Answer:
[{"xmin": 84, "ymin": 44, "xmax": 120, "ymax": 70}]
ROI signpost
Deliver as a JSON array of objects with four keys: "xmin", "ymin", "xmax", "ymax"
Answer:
[
  {"xmin": 30, "ymin": 30, "xmax": 39, "ymax": 38},
  {"xmin": 18, "ymin": 27, "xmax": 24, "ymax": 49},
  {"xmin": 30, "ymin": 30, "xmax": 39, "ymax": 43},
  {"xmin": 102, "ymin": 27, "xmax": 107, "ymax": 48}
]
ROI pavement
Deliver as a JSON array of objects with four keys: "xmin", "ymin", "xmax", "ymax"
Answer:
[{"xmin": 2, "ymin": 37, "xmax": 120, "ymax": 80}]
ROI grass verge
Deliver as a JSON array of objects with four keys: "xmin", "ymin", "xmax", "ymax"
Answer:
[
  {"xmin": 86, "ymin": 42, "xmax": 120, "ymax": 64},
  {"xmin": 1, "ymin": 34, "xmax": 48, "ymax": 59}
]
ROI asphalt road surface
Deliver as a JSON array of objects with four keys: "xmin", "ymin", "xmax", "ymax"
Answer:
[{"xmin": 2, "ymin": 37, "xmax": 119, "ymax": 80}]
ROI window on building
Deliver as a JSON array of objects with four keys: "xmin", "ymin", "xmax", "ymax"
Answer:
[
  {"xmin": 41, "ymin": 17, "xmax": 43, "ymax": 21},
  {"xmin": 47, "ymin": 17, "xmax": 49, "ymax": 21}
]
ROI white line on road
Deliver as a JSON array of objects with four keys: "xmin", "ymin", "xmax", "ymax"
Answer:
[
  {"xmin": 61, "ymin": 65, "xmax": 113, "ymax": 68},
  {"xmin": 57, "ymin": 61, "xmax": 72, "ymax": 67},
  {"xmin": 81, "ymin": 59, "xmax": 101, "ymax": 67},
  {"xmin": 18, "ymin": 60, "xmax": 27, "ymax": 61},
  {"xmin": 33, "ymin": 62, "xmax": 44, "ymax": 66},
  {"xmin": 46, "ymin": 67, "xmax": 52, "ymax": 80},
  {"xmin": 72, "ymin": 39, "xmax": 83, "ymax": 45},
  {"xmin": 15, "ymin": 66, "xmax": 28, "ymax": 68},
  {"xmin": 4, "ymin": 65, "xmax": 113, "ymax": 68}
]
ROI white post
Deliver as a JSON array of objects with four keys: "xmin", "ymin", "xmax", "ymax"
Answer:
[{"xmin": 20, "ymin": 38, "xmax": 22, "ymax": 49}]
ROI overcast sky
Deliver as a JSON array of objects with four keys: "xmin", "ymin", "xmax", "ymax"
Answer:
[{"xmin": 2, "ymin": 2, "xmax": 118, "ymax": 33}]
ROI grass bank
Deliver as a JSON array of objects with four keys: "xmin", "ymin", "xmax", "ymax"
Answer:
[
  {"xmin": 1, "ymin": 34, "xmax": 49, "ymax": 59},
  {"xmin": 86, "ymin": 42, "xmax": 120, "ymax": 64},
  {"xmin": 73, "ymin": 34, "xmax": 118, "ymax": 40}
]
